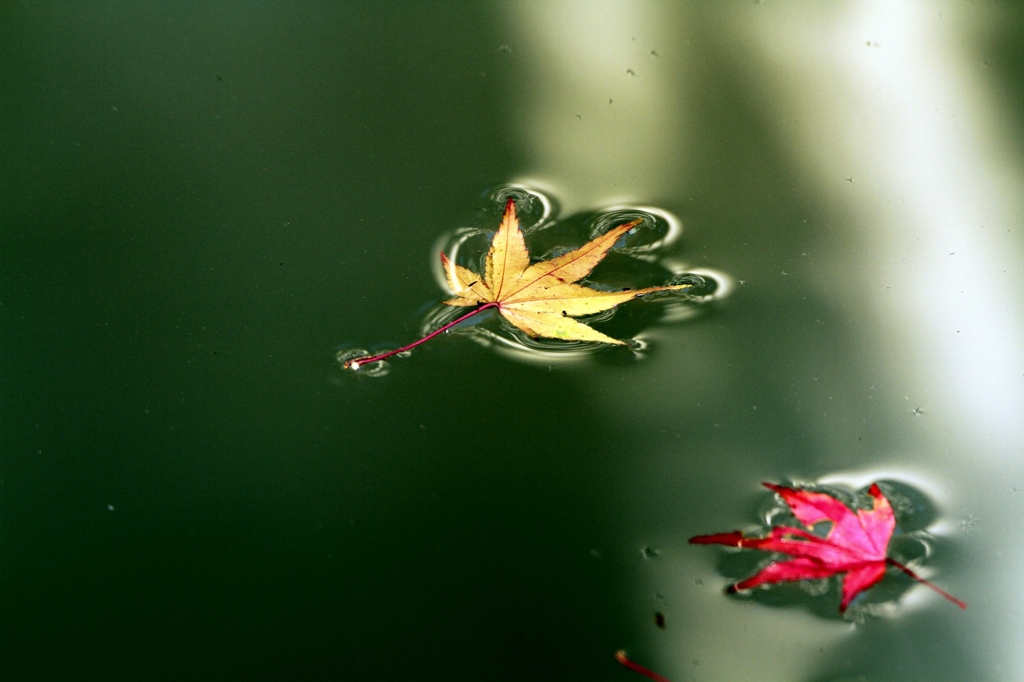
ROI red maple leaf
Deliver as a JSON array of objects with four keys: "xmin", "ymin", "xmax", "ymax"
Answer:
[{"xmin": 690, "ymin": 482, "xmax": 966, "ymax": 612}]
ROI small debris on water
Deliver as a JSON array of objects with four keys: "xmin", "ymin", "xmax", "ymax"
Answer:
[{"xmin": 641, "ymin": 546, "xmax": 660, "ymax": 559}]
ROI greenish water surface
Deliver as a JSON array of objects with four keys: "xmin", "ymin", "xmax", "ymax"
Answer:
[{"xmin": 4, "ymin": 3, "xmax": 1024, "ymax": 680}]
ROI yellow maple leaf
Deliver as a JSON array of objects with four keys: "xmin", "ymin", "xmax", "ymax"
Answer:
[
  {"xmin": 441, "ymin": 199, "xmax": 691, "ymax": 344},
  {"xmin": 344, "ymin": 199, "xmax": 690, "ymax": 370}
]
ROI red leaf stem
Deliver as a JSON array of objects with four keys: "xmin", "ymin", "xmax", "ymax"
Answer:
[
  {"xmin": 343, "ymin": 302, "xmax": 498, "ymax": 370},
  {"xmin": 886, "ymin": 558, "xmax": 967, "ymax": 609}
]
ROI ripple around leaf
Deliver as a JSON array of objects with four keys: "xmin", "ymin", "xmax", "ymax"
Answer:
[
  {"xmin": 587, "ymin": 205, "xmax": 682, "ymax": 253},
  {"xmin": 430, "ymin": 227, "xmax": 490, "ymax": 294},
  {"xmin": 664, "ymin": 266, "xmax": 734, "ymax": 301},
  {"xmin": 484, "ymin": 184, "xmax": 556, "ymax": 232},
  {"xmin": 419, "ymin": 187, "xmax": 732, "ymax": 367},
  {"xmin": 416, "ymin": 294, "xmax": 662, "ymax": 367},
  {"xmin": 418, "ymin": 302, "xmax": 605, "ymax": 366},
  {"xmin": 472, "ymin": 327, "xmax": 607, "ymax": 366},
  {"xmin": 417, "ymin": 302, "xmax": 496, "ymax": 338},
  {"xmin": 335, "ymin": 348, "xmax": 391, "ymax": 377},
  {"xmin": 738, "ymin": 479, "xmax": 952, "ymax": 620}
]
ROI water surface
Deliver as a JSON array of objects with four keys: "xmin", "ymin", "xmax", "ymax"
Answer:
[{"xmin": 3, "ymin": 3, "xmax": 1024, "ymax": 680}]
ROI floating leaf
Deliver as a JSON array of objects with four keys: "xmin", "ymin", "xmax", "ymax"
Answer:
[
  {"xmin": 690, "ymin": 482, "xmax": 965, "ymax": 612},
  {"xmin": 344, "ymin": 199, "xmax": 690, "ymax": 370}
]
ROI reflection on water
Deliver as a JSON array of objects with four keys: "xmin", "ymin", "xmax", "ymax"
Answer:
[
  {"xmin": 506, "ymin": 1, "xmax": 1024, "ymax": 680},
  {"xmin": 9, "ymin": 1, "xmax": 1024, "ymax": 679}
]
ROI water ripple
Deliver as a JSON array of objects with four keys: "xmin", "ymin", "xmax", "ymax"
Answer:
[{"xmin": 425, "ymin": 184, "xmax": 732, "ymax": 366}]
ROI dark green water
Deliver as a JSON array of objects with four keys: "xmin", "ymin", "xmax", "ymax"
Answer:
[{"xmin": 4, "ymin": 3, "xmax": 1024, "ymax": 680}]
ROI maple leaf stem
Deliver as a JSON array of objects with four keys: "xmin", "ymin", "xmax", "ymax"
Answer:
[
  {"xmin": 886, "ymin": 558, "xmax": 967, "ymax": 609},
  {"xmin": 343, "ymin": 302, "xmax": 499, "ymax": 370},
  {"xmin": 615, "ymin": 650, "xmax": 671, "ymax": 682}
]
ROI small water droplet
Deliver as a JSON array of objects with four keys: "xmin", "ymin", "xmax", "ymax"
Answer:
[
  {"xmin": 641, "ymin": 546, "xmax": 660, "ymax": 559},
  {"xmin": 107, "ymin": 504, "xmax": 115, "ymax": 511}
]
